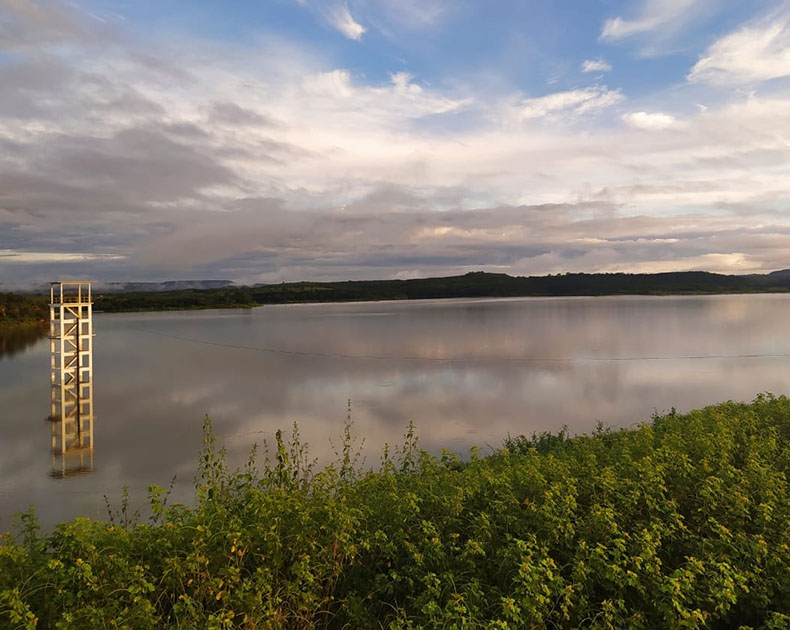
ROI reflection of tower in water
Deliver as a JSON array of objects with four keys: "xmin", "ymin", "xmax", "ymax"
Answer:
[{"xmin": 48, "ymin": 281, "xmax": 94, "ymax": 478}]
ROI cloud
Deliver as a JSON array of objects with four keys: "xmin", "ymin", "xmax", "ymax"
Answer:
[
  {"xmin": 361, "ymin": 0, "xmax": 451, "ymax": 31},
  {"xmin": 581, "ymin": 59, "xmax": 612, "ymax": 73},
  {"xmin": 296, "ymin": 0, "xmax": 454, "ymax": 43},
  {"xmin": 301, "ymin": 68, "xmax": 355, "ymax": 97},
  {"xmin": 3, "ymin": 1, "xmax": 790, "ymax": 285},
  {"xmin": 0, "ymin": 250, "xmax": 124, "ymax": 263},
  {"xmin": 0, "ymin": 0, "xmax": 101, "ymax": 50},
  {"xmin": 518, "ymin": 87, "xmax": 623, "ymax": 120},
  {"xmin": 390, "ymin": 72, "xmax": 422, "ymax": 94},
  {"xmin": 601, "ymin": 16, "xmax": 656, "ymax": 40},
  {"xmin": 37, "ymin": 127, "xmax": 237, "ymax": 202},
  {"xmin": 326, "ymin": 3, "xmax": 365, "ymax": 40},
  {"xmin": 127, "ymin": 194, "xmax": 790, "ymax": 283},
  {"xmin": 600, "ymin": 0, "xmax": 711, "ymax": 44},
  {"xmin": 597, "ymin": 252, "xmax": 757, "ymax": 274},
  {"xmin": 293, "ymin": 0, "xmax": 365, "ymax": 40},
  {"xmin": 688, "ymin": 13, "xmax": 790, "ymax": 84},
  {"xmin": 623, "ymin": 111, "xmax": 677, "ymax": 129},
  {"xmin": 209, "ymin": 102, "xmax": 280, "ymax": 127}
]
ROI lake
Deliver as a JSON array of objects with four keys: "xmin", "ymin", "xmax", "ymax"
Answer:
[{"xmin": 2, "ymin": 293, "xmax": 789, "ymax": 528}]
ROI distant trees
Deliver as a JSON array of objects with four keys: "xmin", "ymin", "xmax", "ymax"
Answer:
[
  {"xmin": 0, "ymin": 292, "xmax": 48, "ymax": 329},
  {"xmin": 91, "ymin": 270, "xmax": 790, "ymax": 313}
]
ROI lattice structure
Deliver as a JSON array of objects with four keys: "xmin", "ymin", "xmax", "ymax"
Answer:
[{"xmin": 49, "ymin": 281, "xmax": 94, "ymax": 477}]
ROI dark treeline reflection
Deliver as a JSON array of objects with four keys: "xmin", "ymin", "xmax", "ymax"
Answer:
[{"xmin": 0, "ymin": 326, "xmax": 47, "ymax": 360}]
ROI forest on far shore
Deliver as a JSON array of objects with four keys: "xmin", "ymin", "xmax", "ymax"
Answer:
[
  {"xmin": 0, "ymin": 292, "xmax": 47, "ymax": 330},
  {"xmin": 92, "ymin": 269, "xmax": 790, "ymax": 312},
  {"xmin": 6, "ymin": 269, "xmax": 790, "ymax": 318}
]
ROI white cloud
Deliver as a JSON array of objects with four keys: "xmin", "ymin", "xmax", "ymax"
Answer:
[
  {"xmin": 5, "ymin": 2, "xmax": 790, "ymax": 283},
  {"xmin": 623, "ymin": 111, "xmax": 677, "ymax": 129},
  {"xmin": 581, "ymin": 59, "xmax": 612, "ymax": 73},
  {"xmin": 0, "ymin": 250, "xmax": 125, "ymax": 263},
  {"xmin": 295, "ymin": 1, "xmax": 366, "ymax": 40},
  {"xmin": 390, "ymin": 72, "xmax": 422, "ymax": 94},
  {"xmin": 296, "ymin": 68, "xmax": 467, "ymax": 119},
  {"xmin": 601, "ymin": 15, "xmax": 656, "ymax": 40},
  {"xmin": 296, "ymin": 0, "xmax": 450, "ymax": 38},
  {"xmin": 688, "ymin": 14, "xmax": 790, "ymax": 84},
  {"xmin": 326, "ymin": 3, "xmax": 365, "ymax": 40},
  {"xmin": 301, "ymin": 69, "xmax": 355, "ymax": 97},
  {"xmin": 600, "ymin": 0, "xmax": 707, "ymax": 41},
  {"xmin": 518, "ymin": 87, "xmax": 623, "ymax": 120}
]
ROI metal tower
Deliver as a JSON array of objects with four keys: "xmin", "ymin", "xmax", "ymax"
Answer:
[{"xmin": 49, "ymin": 281, "xmax": 94, "ymax": 477}]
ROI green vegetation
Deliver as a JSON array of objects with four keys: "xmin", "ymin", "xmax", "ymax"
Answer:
[
  {"xmin": 3, "ymin": 395, "xmax": 790, "ymax": 628},
  {"xmin": 0, "ymin": 293, "xmax": 48, "ymax": 330},
  {"xmin": 94, "ymin": 269, "xmax": 790, "ymax": 313},
  {"xmin": 0, "ymin": 293, "xmax": 48, "ymax": 356},
  {"xmin": 95, "ymin": 287, "xmax": 256, "ymax": 312}
]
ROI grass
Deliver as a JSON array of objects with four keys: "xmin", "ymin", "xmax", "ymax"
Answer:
[{"xmin": 2, "ymin": 396, "xmax": 790, "ymax": 629}]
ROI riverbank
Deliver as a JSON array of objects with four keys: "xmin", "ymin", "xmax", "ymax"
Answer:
[{"xmin": 2, "ymin": 396, "xmax": 789, "ymax": 629}]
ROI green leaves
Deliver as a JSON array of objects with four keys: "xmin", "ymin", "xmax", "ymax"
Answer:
[{"xmin": 3, "ymin": 396, "xmax": 790, "ymax": 628}]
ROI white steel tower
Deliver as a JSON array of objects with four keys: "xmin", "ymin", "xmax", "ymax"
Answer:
[{"xmin": 49, "ymin": 281, "xmax": 94, "ymax": 477}]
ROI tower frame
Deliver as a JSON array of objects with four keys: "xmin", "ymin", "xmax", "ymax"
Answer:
[{"xmin": 49, "ymin": 281, "xmax": 94, "ymax": 476}]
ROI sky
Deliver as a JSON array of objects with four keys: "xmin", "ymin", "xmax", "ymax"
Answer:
[{"xmin": 1, "ymin": 0, "xmax": 790, "ymax": 286}]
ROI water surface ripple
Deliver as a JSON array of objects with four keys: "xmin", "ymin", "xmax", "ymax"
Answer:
[{"xmin": 1, "ymin": 294, "xmax": 788, "ymax": 526}]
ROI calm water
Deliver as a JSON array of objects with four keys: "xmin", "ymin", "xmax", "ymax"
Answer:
[{"xmin": 2, "ymin": 294, "xmax": 789, "ymax": 528}]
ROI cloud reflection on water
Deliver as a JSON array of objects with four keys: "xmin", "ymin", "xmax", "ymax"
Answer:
[{"xmin": 1, "ymin": 294, "xmax": 790, "ymax": 527}]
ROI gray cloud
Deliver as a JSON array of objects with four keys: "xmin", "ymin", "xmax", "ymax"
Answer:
[
  {"xmin": 38, "ymin": 128, "xmax": 236, "ymax": 200},
  {"xmin": 0, "ymin": 0, "xmax": 97, "ymax": 50},
  {"xmin": 78, "ymin": 73, "xmax": 168, "ymax": 119},
  {"xmin": 0, "ymin": 54, "xmax": 74, "ymax": 117},
  {"xmin": 116, "ymin": 194, "xmax": 790, "ymax": 283},
  {"xmin": 1, "ymin": 1, "xmax": 789, "ymax": 287},
  {"xmin": 209, "ymin": 102, "xmax": 281, "ymax": 128}
]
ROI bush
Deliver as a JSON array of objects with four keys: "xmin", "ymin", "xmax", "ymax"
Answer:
[{"xmin": 2, "ymin": 396, "xmax": 790, "ymax": 629}]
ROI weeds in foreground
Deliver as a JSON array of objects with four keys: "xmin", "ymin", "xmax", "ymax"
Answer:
[{"xmin": 3, "ymin": 395, "xmax": 790, "ymax": 629}]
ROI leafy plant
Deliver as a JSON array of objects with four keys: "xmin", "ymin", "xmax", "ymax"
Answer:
[{"xmin": 2, "ymin": 395, "xmax": 790, "ymax": 628}]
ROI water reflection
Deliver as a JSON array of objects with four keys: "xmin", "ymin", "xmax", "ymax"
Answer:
[
  {"xmin": 48, "ymin": 428, "xmax": 94, "ymax": 478},
  {"xmin": 0, "ymin": 325, "xmax": 46, "ymax": 360},
  {"xmin": 1, "ymin": 294, "xmax": 790, "ymax": 527}
]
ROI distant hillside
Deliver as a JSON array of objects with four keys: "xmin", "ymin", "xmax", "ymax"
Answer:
[
  {"xmin": 762, "ymin": 269, "xmax": 790, "ymax": 285},
  {"xmin": 92, "ymin": 269, "xmax": 790, "ymax": 312}
]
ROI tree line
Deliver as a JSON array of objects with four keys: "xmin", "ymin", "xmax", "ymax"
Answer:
[{"xmin": 93, "ymin": 269, "xmax": 790, "ymax": 312}]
